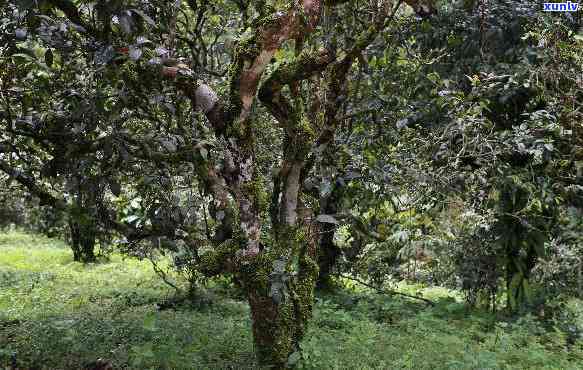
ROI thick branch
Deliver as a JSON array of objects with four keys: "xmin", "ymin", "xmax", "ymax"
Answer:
[
  {"xmin": 228, "ymin": 0, "xmax": 324, "ymax": 128},
  {"xmin": 0, "ymin": 159, "xmax": 67, "ymax": 209},
  {"xmin": 47, "ymin": 0, "xmax": 94, "ymax": 33},
  {"xmin": 257, "ymin": 46, "xmax": 333, "ymax": 228},
  {"xmin": 161, "ymin": 67, "xmax": 227, "ymax": 135},
  {"xmin": 259, "ymin": 48, "xmax": 334, "ymax": 126}
]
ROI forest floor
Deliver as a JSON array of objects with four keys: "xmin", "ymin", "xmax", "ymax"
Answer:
[{"xmin": 0, "ymin": 231, "xmax": 582, "ymax": 369}]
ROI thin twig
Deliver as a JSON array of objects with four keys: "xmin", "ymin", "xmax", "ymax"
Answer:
[
  {"xmin": 338, "ymin": 274, "xmax": 435, "ymax": 306},
  {"xmin": 149, "ymin": 255, "xmax": 182, "ymax": 294}
]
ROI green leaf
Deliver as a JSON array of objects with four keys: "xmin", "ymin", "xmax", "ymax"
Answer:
[
  {"xmin": 129, "ymin": 46, "xmax": 142, "ymax": 61},
  {"xmin": 124, "ymin": 215, "xmax": 140, "ymax": 224},
  {"xmin": 15, "ymin": 28, "xmax": 27, "ymax": 40},
  {"xmin": 199, "ymin": 147, "xmax": 208, "ymax": 160},
  {"xmin": 11, "ymin": 53, "xmax": 35, "ymax": 62},
  {"xmin": 287, "ymin": 351, "xmax": 301, "ymax": 367}
]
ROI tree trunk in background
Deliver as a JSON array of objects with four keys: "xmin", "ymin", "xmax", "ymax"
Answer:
[
  {"xmin": 505, "ymin": 245, "xmax": 519, "ymax": 310},
  {"xmin": 68, "ymin": 217, "xmax": 96, "ymax": 263},
  {"xmin": 317, "ymin": 224, "xmax": 339, "ymax": 290},
  {"xmin": 316, "ymin": 184, "xmax": 342, "ymax": 290},
  {"xmin": 67, "ymin": 177, "xmax": 99, "ymax": 263},
  {"xmin": 504, "ymin": 224, "xmax": 538, "ymax": 311},
  {"xmin": 79, "ymin": 222, "xmax": 96, "ymax": 262}
]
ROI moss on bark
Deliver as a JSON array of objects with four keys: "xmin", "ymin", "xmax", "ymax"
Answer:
[
  {"xmin": 238, "ymin": 225, "xmax": 319, "ymax": 367},
  {"xmin": 198, "ymin": 240, "xmax": 239, "ymax": 277}
]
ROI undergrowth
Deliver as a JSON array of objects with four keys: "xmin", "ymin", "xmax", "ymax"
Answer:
[{"xmin": 0, "ymin": 231, "xmax": 581, "ymax": 369}]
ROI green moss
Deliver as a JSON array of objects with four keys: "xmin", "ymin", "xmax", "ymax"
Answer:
[
  {"xmin": 298, "ymin": 116, "xmax": 316, "ymax": 142},
  {"xmin": 251, "ymin": 8, "xmax": 288, "ymax": 30},
  {"xmin": 120, "ymin": 62, "xmax": 139, "ymax": 81},
  {"xmin": 271, "ymin": 300, "xmax": 296, "ymax": 363},
  {"xmin": 198, "ymin": 240, "xmax": 239, "ymax": 277},
  {"xmin": 232, "ymin": 223, "xmax": 319, "ymax": 366},
  {"xmin": 281, "ymin": 113, "xmax": 316, "ymax": 162},
  {"xmin": 239, "ymin": 253, "xmax": 271, "ymax": 293},
  {"xmin": 226, "ymin": 35, "xmax": 260, "ymax": 128},
  {"xmin": 240, "ymin": 170, "xmax": 269, "ymax": 213}
]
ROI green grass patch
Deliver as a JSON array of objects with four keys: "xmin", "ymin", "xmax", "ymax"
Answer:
[{"xmin": 1, "ymin": 231, "xmax": 581, "ymax": 369}]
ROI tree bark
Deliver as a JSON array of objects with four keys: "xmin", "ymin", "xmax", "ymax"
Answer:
[
  {"xmin": 243, "ymin": 226, "xmax": 319, "ymax": 367},
  {"xmin": 198, "ymin": 225, "xmax": 319, "ymax": 366}
]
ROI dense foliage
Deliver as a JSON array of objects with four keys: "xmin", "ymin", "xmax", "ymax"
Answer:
[{"xmin": 0, "ymin": 0, "xmax": 581, "ymax": 367}]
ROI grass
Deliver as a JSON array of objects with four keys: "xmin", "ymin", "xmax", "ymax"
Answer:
[{"xmin": 0, "ymin": 231, "xmax": 582, "ymax": 369}]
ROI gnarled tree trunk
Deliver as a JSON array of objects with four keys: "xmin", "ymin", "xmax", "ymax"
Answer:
[
  {"xmin": 164, "ymin": 1, "xmax": 435, "ymax": 365},
  {"xmin": 244, "ymin": 226, "xmax": 319, "ymax": 366}
]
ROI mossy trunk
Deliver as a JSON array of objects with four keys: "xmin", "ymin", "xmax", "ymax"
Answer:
[
  {"xmin": 242, "ymin": 228, "xmax": 319, "ymax": 367},
  {"xmin": 247, "ymin": 289, "xmax": 308, "ymax": 367}
]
